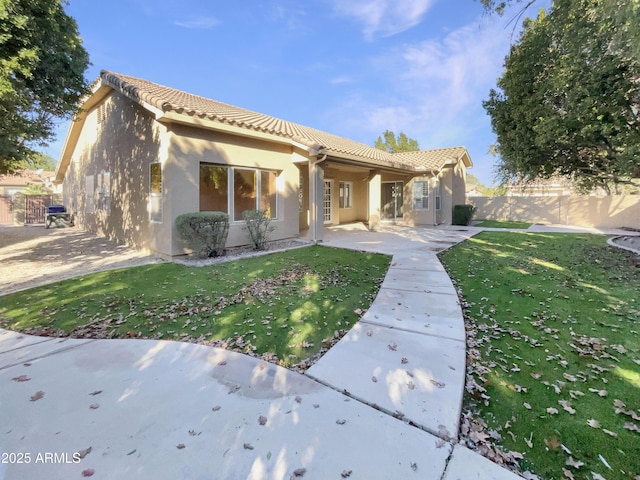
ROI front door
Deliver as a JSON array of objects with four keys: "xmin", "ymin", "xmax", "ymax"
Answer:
[
  {"xmin": 323, "ymin": 180, "xmax": 333, "ymax": 224},
  {"xmin": 381, "ymin": 181, "xmax": 403, "ymax": 221}
]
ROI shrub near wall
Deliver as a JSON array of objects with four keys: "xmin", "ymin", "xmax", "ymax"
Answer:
[
  {"xmin": 175, "ymin": 212, "xmax": 229, "ymax": 258},
  {"xmin": 453, "ymin": 204, "xmax": 476, "ymax": 226}
]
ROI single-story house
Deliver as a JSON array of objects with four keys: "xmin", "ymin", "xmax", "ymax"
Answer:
[
  {"xmin": 55, "ymin": 71, "xmax": 472, "ymax": 257},
  {"xmin": 0, "ymin": 169, "xmax": 56, "ymax": 196}
]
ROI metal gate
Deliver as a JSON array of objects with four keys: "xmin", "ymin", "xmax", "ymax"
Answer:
[
  {"xmin": 0, "ymin": 195, "xmax": 12, "ymax": 224},
  {"xmin": 25, "ymin": 195, "xmax": 53, "ymax": 225}
]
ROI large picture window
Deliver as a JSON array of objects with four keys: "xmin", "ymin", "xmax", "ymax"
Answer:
[
  {"xmin": 413, "ymin": 180, "xmax": 429, "ymax": 210},
  {"xmin": 200, "ymin": 164, "xmax": 278, "ymax": 220}
]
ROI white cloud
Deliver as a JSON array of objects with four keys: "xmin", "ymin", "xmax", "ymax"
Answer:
[
  {"xmin": 329, "ymin": 75, "xmax": 354, "ymax": 85},
  {"xmin": 174, "ymin": 16, "xmax": 220, "ymax": 29},
  {"xmin": 332, "ymin": 0, "xmax": 436, "ymax": 40}
]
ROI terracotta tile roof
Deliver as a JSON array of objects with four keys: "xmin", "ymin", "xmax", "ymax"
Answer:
[{"xmin": 100, "ymin": 70, "xmax": 471, "ymax": 171}]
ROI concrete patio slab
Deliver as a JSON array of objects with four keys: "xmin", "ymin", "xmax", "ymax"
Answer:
[
  {"xmin": 0, "ymin": 334, "xmax": 95, "ymax": 370},
  {"xmin": 443, "ymin": 445, "xmax": 523, "ymax": 480},
  {"xmin": 306, "ymin": 322, "xmax": 465, "ymax": 439},
  {"xmin": 0, "ymin": 333, "xmax": 452, "ymax": 480},
  {"xmin": 360, "ymin": 289, "xmax": 465, "ymax": 341}
]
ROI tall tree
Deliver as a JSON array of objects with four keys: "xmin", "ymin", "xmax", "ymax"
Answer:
[
  {"xmin": 374, "ymin": 130, "xmax": 420, "ymax": 153},
  {"xmin": 0, "ymin": 0, "xmax": 90, "ymax": 174},
  {"xmin": 484, "ymin": 0, "xmax": 640, "ymax": 192}
]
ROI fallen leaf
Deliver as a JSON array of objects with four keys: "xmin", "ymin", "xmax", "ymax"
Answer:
[
  {"xmin": 12, "ymin": 375, "xmax": 30, "ymax": 382},
  {"xmin": 212, "ymin": 405, "xmax": 221, "ymax": 411},
  {"xmin": 546, "ymin": 407, "xmax": 559, "ymax": 415},
  {"xmin": 77, "ymin": 447, "xmax": 92, "ymax": 459},
  {"xmin": 341, "ymin": 470, "xmax": 352, "ymax": 478},
  {"xmin": 295, "ymin": 396, "xmax": 302, "ymax": 404},
  {"xmin": 387, "ymin": 342, "xmax": 397, "ymax": 351},
  {"xmin": 587, "ymin": 419, "xmax": 601, "ymax": 429},
  {"xmin": 623, "ymin": 422, "xmax": 640, "ymax": 432},
  {"xmin": 566, "ymin": 457, "xmax": 584, "ymax": 469},
  {"xmin": 371, "ymin": 376, "xmax": 377, "ymax": 383},
  {"xmin": 88, "ymin": 390, "xmax": 102, "ymax": 396},
  {"xmin": 176, "ymin": 443, "xmax": 185, "ymax": 449},
  {"xmin": 599, "ymin": 454, "xmax": 612, "ymax": 470},
  {"xmin": 30, "ymin": 390, "xmax": 45, "ymax": 402},
  {"xmin": 410, "ymin": 462, "xmax": 418, "ymax": 471},
  {"xmin": 401, "ymin": 357, "xmax": 408, "ymax": 364},
  {"xmin": 430, "ymin": 379, "xmax": 446, "ymax": 389},
  {"xmin": 243, "ymin": 443, "xmax": 254, "ymax": 450},
  {"xmin": 336, "ymin": 419, "xmax": 347, "ymax": 425},
  {"xmin": 524, "ymin": 432, "xmax": 534, "ymax": 448},
  {"xmin": 602, "ymin": 429, "xmax": 618, "ymax": 437},
  {"xmin": 562, "ymin": 468, "xmax": 576, "ymax": 480},
  {"xmin": 544, "ymin": 437, "xmax": 561, "ymax": 450},
  {"xmin": 524, "ymin": 402, "xmax": 532, "ymax": 410},
  {"xmin": 81, "ymin": 469, "xmax": 95, "ymax": 477},
  {"xmin": 258, "ymin": 415, "xmax": 268, "ymax": 426},
  {"xmin": 592, "ymin": 473, "xmax": 606, "ymax": 480},
  {"xmin": 89, "ymin": 403, "xmax": 100, "ymax": 410},
  {"xmin": 292, "ymin": 467, "xmax": 307, "ymax": 477}
]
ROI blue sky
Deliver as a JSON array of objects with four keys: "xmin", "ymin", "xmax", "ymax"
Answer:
[{"xmin": 49, "ymin": 0, "xmax": 548, "ymax": 185}]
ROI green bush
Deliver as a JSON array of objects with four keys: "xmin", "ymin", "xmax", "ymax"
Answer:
[
  {"xmin": 175, "ymin": 212, "xmax": 229, "ymax": 258},
  {"xmin": 452, "ymin": 204, "xmax": 476, "ymax": 226},
  {"xmin": 242, "ymin": 209, "xmax": 276, "ymax": 250}
]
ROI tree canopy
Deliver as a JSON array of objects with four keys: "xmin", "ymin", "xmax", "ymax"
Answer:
[
  {"xmin": 374, "ymin": 130, "xmax": 420, "ymax": 153},
  {"xmin": 0, "ymin": 0, "xmax": 90, "ymax": 174},
  {"xmin": 484, "ymin": 0, "xmax": 640, "ymax": 192}
]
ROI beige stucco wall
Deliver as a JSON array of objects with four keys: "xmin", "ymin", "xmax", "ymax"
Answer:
[
  {"xmin": 62, "ymin": 91, "xmax": 170, "ymax": 253},
  {"xmin": 167, "ymin": 124, "xmax": 301, "ymax": 254},
  {"xmin": 469, "ymin": 195, "xmax": 640, "ymax": 229}
]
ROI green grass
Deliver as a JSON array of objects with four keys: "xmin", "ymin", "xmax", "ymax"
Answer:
[
  {"xmin": 474, "ymin": 219, "xmax": 532, "ymax": 229},
  {"xmin": 440, "ymin": 232, "xmax": 640, "ymax": 480},
  {"xmin": 0, "ymin": 245, "xmax": 390, "ymax": 368}
]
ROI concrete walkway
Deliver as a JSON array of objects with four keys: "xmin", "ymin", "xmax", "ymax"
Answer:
[{"xmin": 0, "ymin": 225, "xmax": 523, "ymax": 480}]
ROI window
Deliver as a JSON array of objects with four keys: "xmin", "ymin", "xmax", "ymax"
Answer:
[
  {"xmin": 85, "ymin": 175, "xmax": 94, "ymax": 213},
  {"xmin": 413, "ymin": 180, "xmax": 429, "ymax": 210},
  {"xmin": 97, "ymin": 171, "xmax": 111, "ymax": 216},
  {"xmin": 435, "ymin": 178, "xmax": 441, "ymax": 211},
  {"xmin": 339, "ymin": 181, "xmax": 353, "ymax": 209},
  {"xmin": 200, "ymin": 165, "xmax": 228, "ymax": 213},
  {"xmin": 149, "ymin": 163, "xmax": 162, "ymax": 222},
  {"xmin": 261, "ymin": 170, "xmax": 277, "ymax": 218},
  {"xmin": 199, "ymin": 164, "xmax": 278, "ymax": 220}
]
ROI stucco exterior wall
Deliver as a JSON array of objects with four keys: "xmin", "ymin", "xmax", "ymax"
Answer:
[
  {"xmin": 167, "ymin": 124, "xmax": 301, "ymax": 254},
  {"xmin": 62, "ymin": 91, "xmax": 170, "ymax": 253}
]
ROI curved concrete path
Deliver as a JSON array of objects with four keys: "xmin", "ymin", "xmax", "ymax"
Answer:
[{"xmin": 0, "ymin": 225, "xmax": 521, "ymax": 480}]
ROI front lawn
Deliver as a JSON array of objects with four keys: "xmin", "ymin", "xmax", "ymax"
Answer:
[
  {"xmin": 474, "ymin": 219, "xmax": 532, "ymax": 229},
  {"xmin": 440, "ymin": 233, "xmax": 640, "ymax": 480},
  {"xmin": 0, "ymin": 245, "xmax": 390, "ymax": 370}
]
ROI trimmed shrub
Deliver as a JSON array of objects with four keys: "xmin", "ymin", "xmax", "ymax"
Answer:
[
  {"xmin": 453, "ymin": 204, "xmax": 476, "ymax": 226},
  {"xmin": 242, "ymin": 209, "xmax": 275, "ymax": 250},
  {"xmin": 175, "ymin": 212, "xmax": 229, "ymax": 258}
]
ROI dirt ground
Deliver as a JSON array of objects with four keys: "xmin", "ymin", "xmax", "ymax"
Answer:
[{"xmin": 0, "ymin": 225, "xmax": 161, "ymax": 296}]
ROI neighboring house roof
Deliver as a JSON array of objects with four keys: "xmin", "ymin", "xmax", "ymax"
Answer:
[
  {"xmin": 0, "ymin": 169, "xmax": 55, "ymax": 189},
  {"xmin": 56, "ymin": 71, "xmax": 472, "ymax": 182}
]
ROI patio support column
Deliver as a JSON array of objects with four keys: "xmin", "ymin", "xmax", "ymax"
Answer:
[
  {"xmin": 308, "ymin": 156, "xmax": 325, "ymax": 243},
  {"xmin": 368, "ymin": 171, "xmax": 381, "ymax": 231}
]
